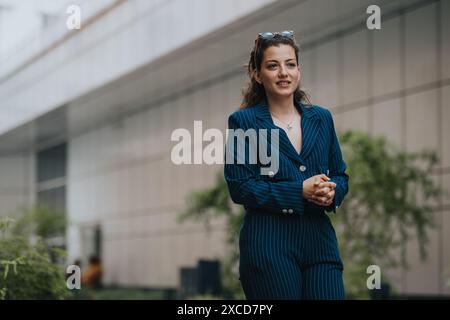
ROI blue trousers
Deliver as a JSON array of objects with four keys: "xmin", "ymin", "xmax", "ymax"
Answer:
[{"xmin": 239, "ymin": 211, "xmax": 345, "ymax": 300}]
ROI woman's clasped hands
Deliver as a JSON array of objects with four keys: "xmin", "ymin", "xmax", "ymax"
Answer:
[{"xmin": 303, "ymin": 174, "xmax": 336, "ymax": 207}]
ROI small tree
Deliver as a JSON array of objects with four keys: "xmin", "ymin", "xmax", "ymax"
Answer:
[
  {"xmin": 12, "ymin": 204, "xmax": 66, "ymax": 240},
  {"xmin": 335, "ymin": 131, "xmax": 442, "ymax": 298},
  {"xmin": 0, "ymin": 205, "xmax": 69, "ymax": 300},
  {"xmin": 179, "ymin": 131, "xmax": 444, "ymax": 299}
]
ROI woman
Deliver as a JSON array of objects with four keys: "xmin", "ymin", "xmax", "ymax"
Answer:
[{"xmin": 224, "ymin": 31, "xmax": 349, "ymax": 300}]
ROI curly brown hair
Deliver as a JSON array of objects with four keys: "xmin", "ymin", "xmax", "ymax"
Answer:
[{"xmin": 240, "ymin": 33, "xmax": 311, "ymax": 109}]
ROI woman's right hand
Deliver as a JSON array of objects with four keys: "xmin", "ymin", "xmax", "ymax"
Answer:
[{"xmin": 303, "ymin": 174, "xmax": 336, "ymax": 204}]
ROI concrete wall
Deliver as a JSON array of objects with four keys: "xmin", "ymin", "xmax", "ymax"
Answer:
[
  {"xmin": 0, "ymin": 0, "xmax": 275, "ymax": 136},
  {"xmin": 66, "ymin": 74, "xmax": 245, "ymax": 286},
  {"xmin": 0, "ymin": 153, "xmax": 35, "ymax": 218}
]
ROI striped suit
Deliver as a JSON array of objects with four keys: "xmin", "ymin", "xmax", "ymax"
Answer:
[{"xmin": 224, "ymin": 98, "xmax": 349, "ymax": 300}]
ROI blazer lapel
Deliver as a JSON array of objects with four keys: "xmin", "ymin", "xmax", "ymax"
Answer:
[
  {"xmin": 253, "ymin": 98, "xmax": 320, "ymax": 164},
  {"xmin": 298, "ymin": 103, "xmax": 320, "ymax": 160}
]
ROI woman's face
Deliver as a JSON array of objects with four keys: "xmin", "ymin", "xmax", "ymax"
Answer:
[{"xmin": 255, "ymin": 44, "xmax": 300, "ymax": 99}]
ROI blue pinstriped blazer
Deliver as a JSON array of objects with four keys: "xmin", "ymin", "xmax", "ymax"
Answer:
[{"xmin": 224, "ymin": 98, "xmax": 349, "ymax": 216}]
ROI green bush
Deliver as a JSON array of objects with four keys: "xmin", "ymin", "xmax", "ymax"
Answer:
[
  {"xmin": 12, "ymin": 204, "xmax": 66, "ymax": 239},
  {"xmin": 0, "ymin": 211, "xmax": 69, "ymax": 300},
  {"xmin": 0, "ymin": 237, "xmax": 68, "ymax": 299}
]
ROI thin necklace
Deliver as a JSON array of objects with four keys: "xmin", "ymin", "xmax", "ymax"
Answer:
[{"xmin": 271, "ymin": 108, "xmax": 295, "ymax": 131}]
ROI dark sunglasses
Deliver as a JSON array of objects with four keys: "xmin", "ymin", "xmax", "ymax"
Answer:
[{"xmin": 258, "ymin": 30, "xmax": 294, "ymax": 41}]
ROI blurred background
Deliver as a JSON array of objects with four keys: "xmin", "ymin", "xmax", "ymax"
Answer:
[{"xmin": 0, "ymin": 0, "xmax": 449, "ymax": 299}]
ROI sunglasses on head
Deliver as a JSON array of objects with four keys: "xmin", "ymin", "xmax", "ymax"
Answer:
[{"xmin": 258, "ymin": 30, "xmax": 294, "ymax": 41}]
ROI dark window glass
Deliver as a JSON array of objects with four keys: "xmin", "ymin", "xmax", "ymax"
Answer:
[{"xmin": 37, "ymin": 144, "xmax": 66, "ymax": 182}]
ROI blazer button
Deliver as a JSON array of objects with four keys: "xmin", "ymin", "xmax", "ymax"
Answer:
[
  {"xmin": 282, "ymin": 209, "xmax": 288, "ymax": 214},
  {"xmin": 288, "ymin": 209, "xmax": 293, "ymax": 214},
  {"xmin": 268, "ymin": 171, "xmax": 275, "ymax": 178},
  {"xmin": 299, "ymin": 165, "xmax": 307, "ymax": 172}
]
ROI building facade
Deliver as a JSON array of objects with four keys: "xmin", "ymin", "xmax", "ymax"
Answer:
[{"xmin": 0, "ymin": 0, "xmax": 449, "ymax": 296}]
